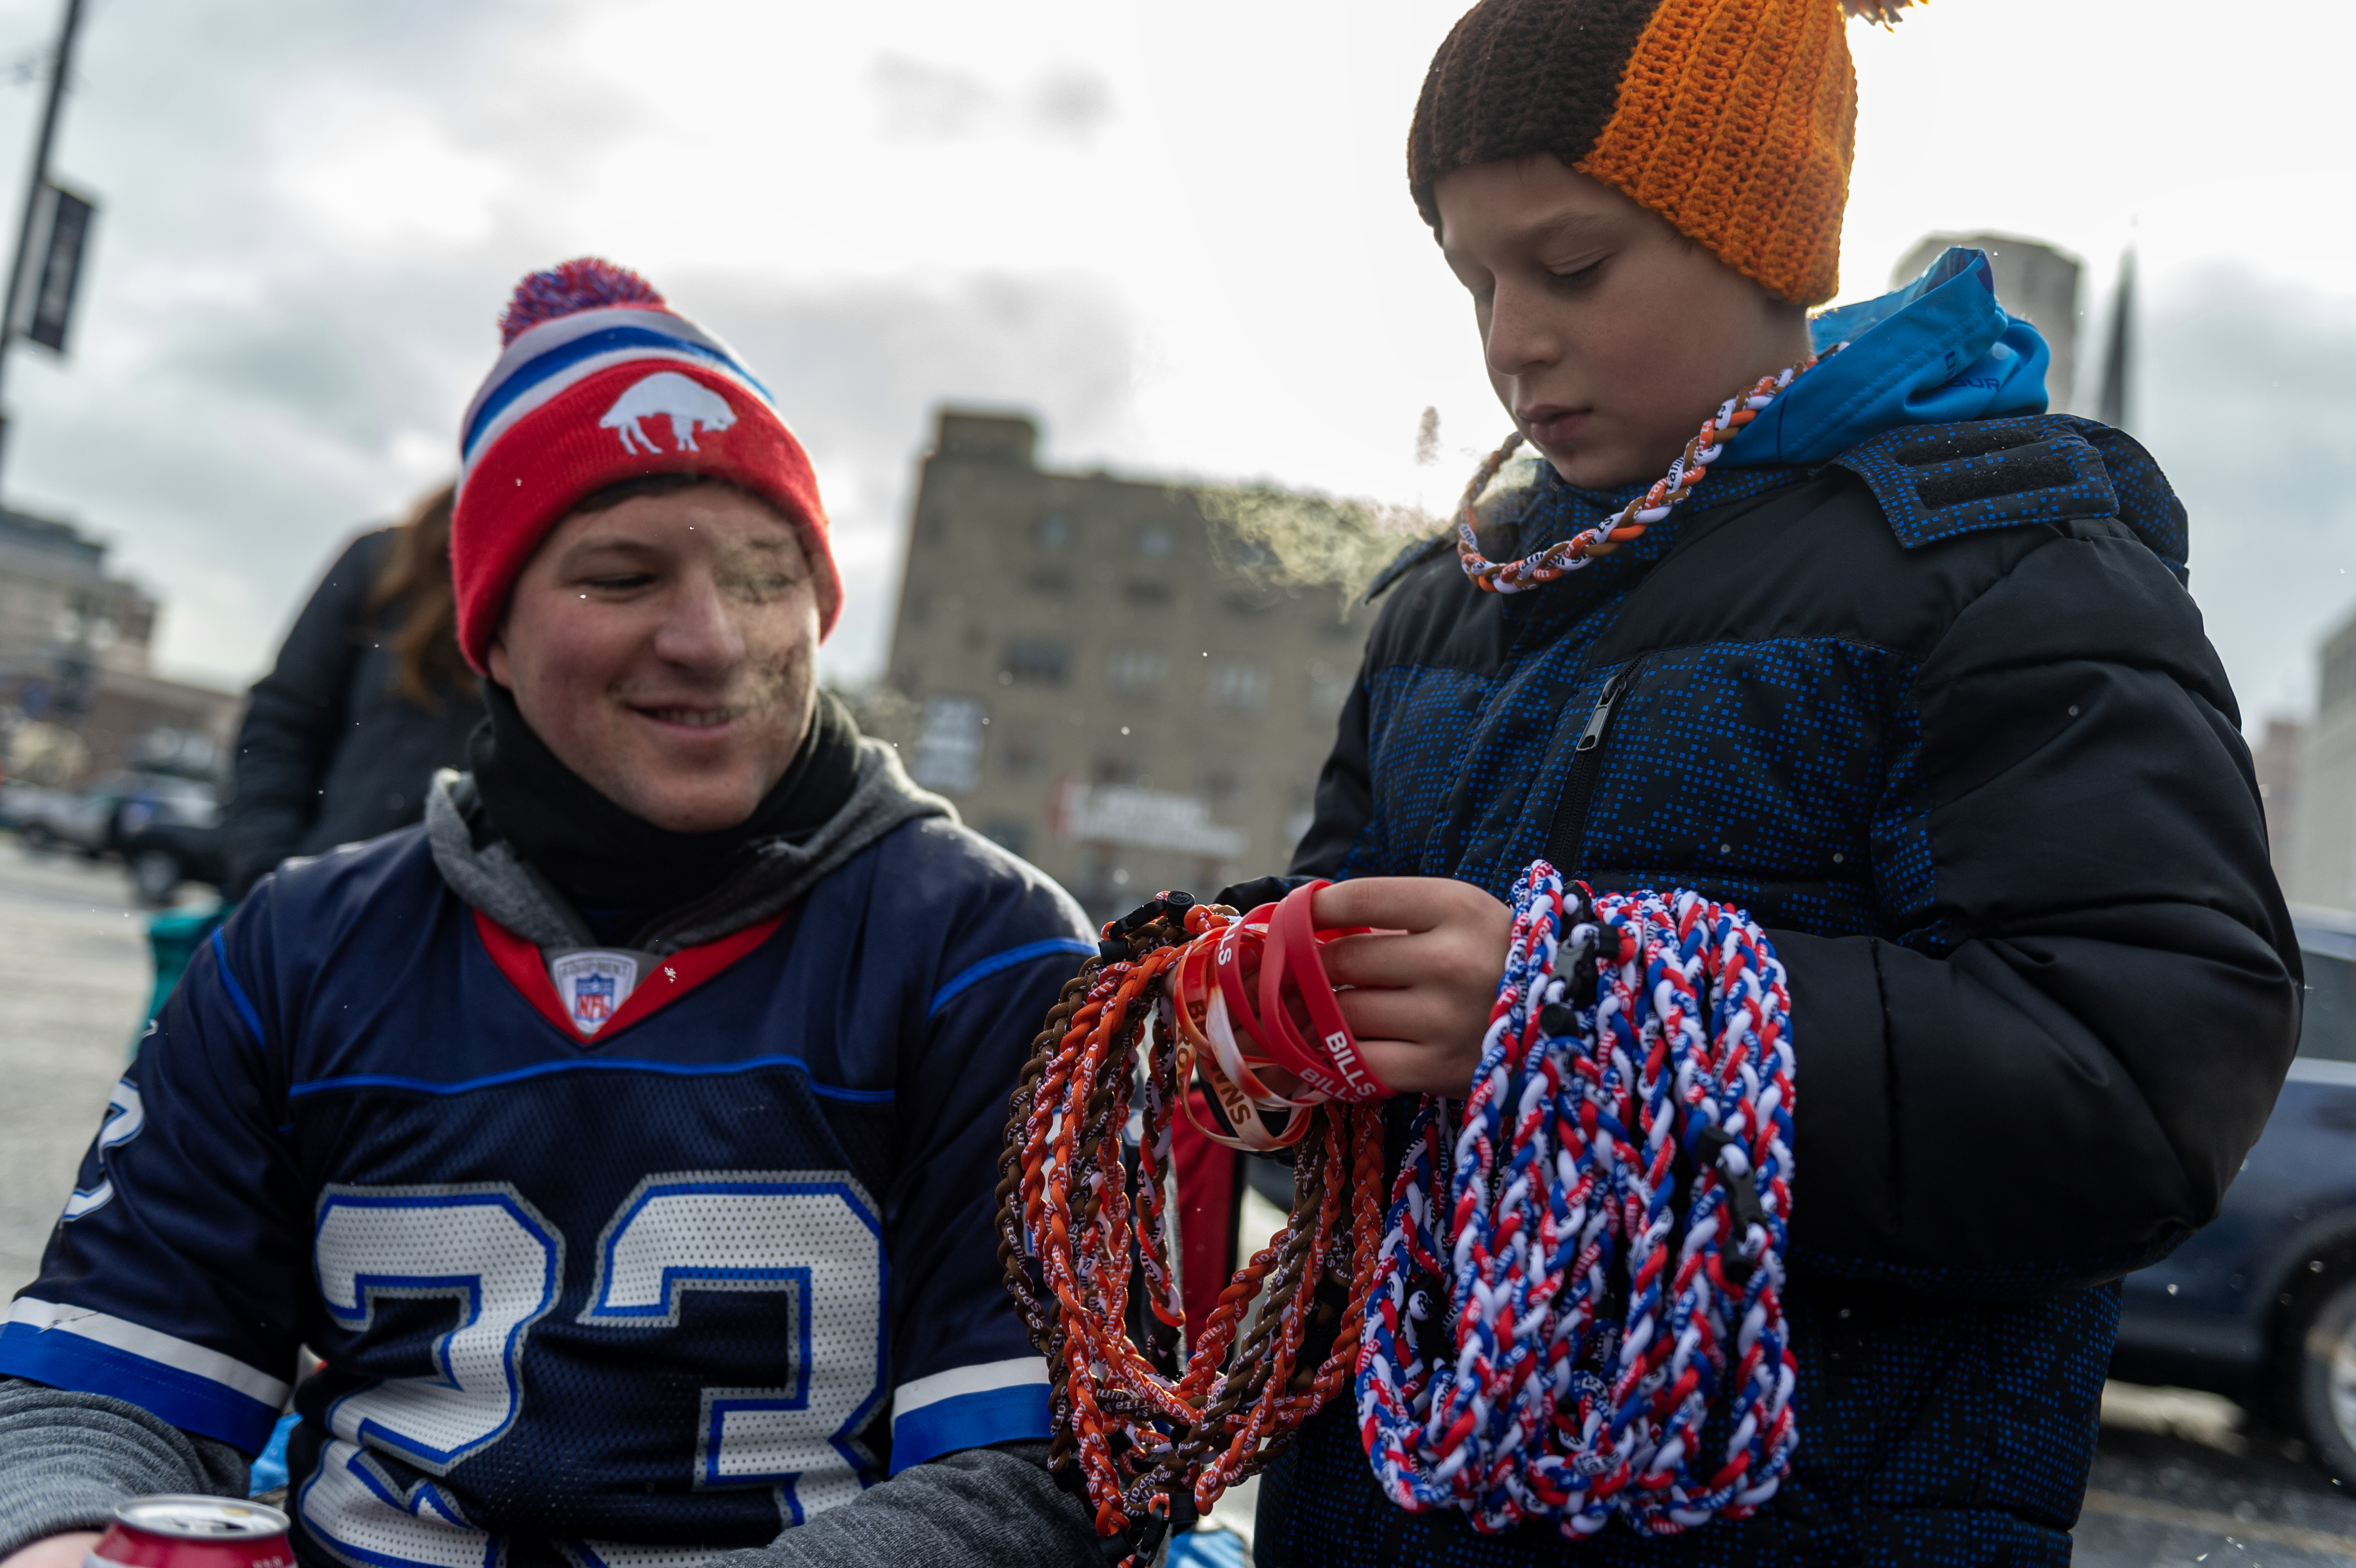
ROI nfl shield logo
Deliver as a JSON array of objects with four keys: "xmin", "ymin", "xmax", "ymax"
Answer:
[
  {"xmin": 548, "ymin": 951, "xmax": 641, "ymax": 1038},
  {"xmin": 574, "ymin": 972, "xmax": 615, "ymax": 1023}
]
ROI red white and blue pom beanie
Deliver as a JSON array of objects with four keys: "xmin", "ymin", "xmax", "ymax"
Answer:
[{"xmin": 450, "ymin": 259, "xmax": 840, "ymax": 673}]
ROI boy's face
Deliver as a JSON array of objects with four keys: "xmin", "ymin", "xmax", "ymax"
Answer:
[
  {"xmin": 1435, "ymin": 156, "xmax": 1813, "ymax": 490},
  {"xmin": 488, "ymin": 483, "xmax": 821, "ymax": 833}
]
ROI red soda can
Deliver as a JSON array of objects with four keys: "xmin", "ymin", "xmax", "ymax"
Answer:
[{"xmin": 85, "ymin": 1497, "xmax": 294, "ymax": 1568}]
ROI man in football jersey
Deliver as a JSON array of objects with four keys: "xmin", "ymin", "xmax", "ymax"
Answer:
[{"xmin": 0, "ymin": 261, "xmax": 1111, "ymax": 1568}]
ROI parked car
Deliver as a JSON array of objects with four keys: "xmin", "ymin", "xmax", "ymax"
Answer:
[
  {"xmin": 121, "ymin": 813, "xmax": 228, "ymax": 907},
  {"xmin": 5, "ymin": 769, "xmax": 226, "ymax": 904},
  {"xmin": 2113, "ymin": 906, "xmax": 2356, "ymax": 1481},
  {"xmin": 8, "ymin": 775, "xmax": 124, "ymax": 854}
]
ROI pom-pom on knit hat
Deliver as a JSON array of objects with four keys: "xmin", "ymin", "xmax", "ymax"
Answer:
[
  {"xmin": 1407, "ymin": 0, "xmax": 1921, "ymax": 306},
  {"xmin": 449, "ymin": 258, "xmax": 840, "ymax": 673}
]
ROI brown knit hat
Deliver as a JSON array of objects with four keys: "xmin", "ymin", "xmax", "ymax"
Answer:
[{"xmin": 1408, "ymin": 0, "xmax": 1918, "ymax": 305}]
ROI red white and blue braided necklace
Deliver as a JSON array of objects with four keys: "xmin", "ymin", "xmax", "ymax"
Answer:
[
  {"xmin": 1356, "ymin": 864, "xmax": 1798, "ymax": 1536},
  {"xmin": 1455, "ymin": 350, "xmax": 1840, "ymax": 592}
]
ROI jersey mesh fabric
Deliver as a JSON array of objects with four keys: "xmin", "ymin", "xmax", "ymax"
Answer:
[{"xmin": 2, "ymin": 818, "xmax": 1091, "ymax": 1568}]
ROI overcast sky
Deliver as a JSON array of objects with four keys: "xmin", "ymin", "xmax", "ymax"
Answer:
[{"xmin": 0, "ymin": 0, "xmax": 2339, "ymax": 725}]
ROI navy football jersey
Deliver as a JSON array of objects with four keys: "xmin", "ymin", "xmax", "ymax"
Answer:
[{"xmin": 0, "ymin": 817, "xmax": 1093, "ymax": 1568}]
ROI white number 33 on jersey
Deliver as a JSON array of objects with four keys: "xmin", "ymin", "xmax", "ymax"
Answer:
[{"xmin": 298, "ymin": 1172, "xmax": 885, "ymax": 1568}]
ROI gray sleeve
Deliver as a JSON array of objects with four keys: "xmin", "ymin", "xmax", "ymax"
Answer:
[
  {"xmin": 702, "ymin": 1443, "xmax": 1113, "ymax": 1568},
  {"xmin": 0, "ymin": 1378, "xmax": 250, "ymax": 1557}
]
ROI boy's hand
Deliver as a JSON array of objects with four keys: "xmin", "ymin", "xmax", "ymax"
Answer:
[
  {"xmin": 1311, "ymin": 877, "xmax": 1511, "ymax": 1097},
  {"xmin": 1, "ymin": 1532, "xmax": 101, "ymax": 1568}
]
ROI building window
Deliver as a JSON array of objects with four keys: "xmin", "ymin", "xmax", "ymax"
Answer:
[
  {"xmin": 981, "ymin": 818, "xmax": 1032, "ymax": 858},
  {"xmin": 1122, "ymin": 579, "xmax": 1173, "ymax": 608},
  {"xmin": 910, "ymin": 696, "xmax": 985, "ymax": 793},
  {"xmin": 1106, "ymin": 649, "xmax": 1168, "ymax": 696},
  {"xmin": 1025, "ymin": 569, "xmax": 1072, "ymax": 597},
  {"xmin": 998, "ymin": 728, "xmax": 1043, "ymax": 779},
  {"xmin": 1034, "ymin": 514, "xmax": 1075, "ymax": 551},
  {"xmin": 1134, "ymin": 524, "xmax": 1176, "ymax": 558},
  {"xmin": 1001, "ymin": 638, "xmax": 1071, "ymax": 686},
  {"xmin": 1206, "ymin": 661, "xmax": 1269, "ymax": 714},
  {"xmin": 1199, "ymin": 758, "xmax": 1244, "ymax": 808}
]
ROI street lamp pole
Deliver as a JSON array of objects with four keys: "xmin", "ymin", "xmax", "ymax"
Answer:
[{"xmin": 0, "ymin": 0, "xmax": 85, "ymax": 491}]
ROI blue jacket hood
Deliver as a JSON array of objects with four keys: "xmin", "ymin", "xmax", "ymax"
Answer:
[{"xmin": 1720, "ymin": 247, "xmax": 2053, "ymax": 467}]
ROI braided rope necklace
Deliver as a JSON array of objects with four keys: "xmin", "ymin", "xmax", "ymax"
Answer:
[
  {"xmin": 1454, "ymin": 349, "xmax": 1838, "ymax": 593},
  {"xmin": 996, "ymin": 891, "xmax": 1387, "ymax": 1565},
  {"xmin": 1001, "ymin": 868, "xmax": 1795, "ymax": 1559},
  {"xmin": 1356, "ymin": 864, "xmax": 1798, "ymax": 1536}
]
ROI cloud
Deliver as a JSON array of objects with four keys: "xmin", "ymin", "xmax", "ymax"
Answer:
[
  {"xmin": 0, "ymin": 0, "xmax": 1146, "ymax": 688},
  {"xmin": 2137, "ymin": 264, "xmax": 2356, "ymax": 721},
  {"xmin": 1030, "ymin": 68, "xmax": 1114, "ymax": 143},
  {"xmin": 871, "ymin": 55, "xmax": 993, "ymax": 142},
  {"xmin": 870, "ymin": 52, "xmax": 1115, "ymax": 146}
]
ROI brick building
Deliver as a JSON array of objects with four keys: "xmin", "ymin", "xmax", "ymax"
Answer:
[
  {"xmin": 877, "ymin": 411, "xmax": 1377, "ymax": 920},
  {"xmin": 0, "ymin": 507, "xmax": 237, "ymax": 783}
]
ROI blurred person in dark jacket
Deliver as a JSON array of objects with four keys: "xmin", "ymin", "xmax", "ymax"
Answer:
[{"xmin": 224, "ymin": 484, "xmax": 482, "ymax": 896}]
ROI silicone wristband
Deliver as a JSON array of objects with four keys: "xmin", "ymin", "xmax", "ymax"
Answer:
[
  {"xmin": 1168, "ymin": 934, "xmax": 1318, "ymax": 1143},
  {"xmin": 1206, "ymin": 987, "xmax": 1323, "ymax": 1115},
  {"xmin": 1276, "ymin": 883, "xmax": 1388, "ymax": 1102},
  {"xmin": 1214, "ymin": 906, "xmax": 1277, "ymax": 1051},
  {"xmin": 1183, "ymin": 1018, "xmax": 1309, "ymax": 1150},
  {"xmin": 1184, "ymin": 912, "xmax": 1327, "ymax": 1117},
  {"xmin": 1180, "ymin": 941, "xmax": 1281, "ymax": 1105},
  {"xmin": 1253, "ymin": 893, "xmax": 1348, "ymax": 1091},
  {"xmin": 1174, "ymin": 1031, "xmax": 1273, "ymax": 1152}
]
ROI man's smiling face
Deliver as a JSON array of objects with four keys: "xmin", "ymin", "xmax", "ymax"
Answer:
[{"xmin": 488, "ymin": 480, "xmax": 820, "ymax": 833}]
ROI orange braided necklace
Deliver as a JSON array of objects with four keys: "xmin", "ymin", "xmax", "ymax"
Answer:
[{"xmin": 996, "ymin": 892, "xmax": 1386, "ymax": 1565}]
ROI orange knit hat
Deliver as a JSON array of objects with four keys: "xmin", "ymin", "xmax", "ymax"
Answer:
[{"xmin": 1408, "ymin": 0, "xmax": 1920, "ymax": 306}]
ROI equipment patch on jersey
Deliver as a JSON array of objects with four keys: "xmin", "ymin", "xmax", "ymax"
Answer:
[{"xmin": 548, "ymin": 950, "xmax": 641, "ymax": 1036}]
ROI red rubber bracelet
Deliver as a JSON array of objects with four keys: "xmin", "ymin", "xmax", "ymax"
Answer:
[
  {"xmin": 1276, "ymin": 883, "xmax": 1388, "ymax": 1102},
  {"xmin": 1254, "ymin": 890, "xmax": 1351, "ymax": 1093},
  {"xmin": 1181, "ymin": 937, "xmax": 1305, "ymax": 1109},
  {"xmin": 1214, "ymin": 906, "xmax": 1276, "ymax": 1051}
]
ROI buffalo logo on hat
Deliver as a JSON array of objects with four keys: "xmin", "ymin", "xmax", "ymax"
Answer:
[{"xmin": 599, "ymin": 370, "xmax": 738, "ymax": 455}]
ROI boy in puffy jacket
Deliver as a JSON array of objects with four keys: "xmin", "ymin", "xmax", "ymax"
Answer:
[{"xmin": 1239, "ymin": 0, "xmax": 2303, "ymax": 1561}]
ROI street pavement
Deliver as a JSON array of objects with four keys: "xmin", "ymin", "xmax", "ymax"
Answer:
[
  {"xmin": 2078, "ymin": 1385, "xmax": 2356, "ymax": 1566},
  {"xmin": 0, "ymin": 842, "xmax": 170, "ymax": 1294},
  {"xmin": 4, "ymin": 845, "xmax": 2356, "ymax": 1562}
]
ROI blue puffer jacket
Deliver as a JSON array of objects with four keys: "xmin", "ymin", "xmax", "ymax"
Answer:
[{"xmin": 1255, "ymin": 250, "xmax": 2302, "ymax": 1565}]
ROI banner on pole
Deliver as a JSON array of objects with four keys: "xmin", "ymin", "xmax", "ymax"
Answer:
[{"xmin": 20, "ymin": 181, "xmax": 92, "ymax": 353}]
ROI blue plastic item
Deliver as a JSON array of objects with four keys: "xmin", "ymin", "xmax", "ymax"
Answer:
[{"xmin": 249, "ymin": 1410, "xmax": 297, "ymax": 1496}]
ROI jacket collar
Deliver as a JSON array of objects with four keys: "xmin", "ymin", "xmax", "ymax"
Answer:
[{"xmin": 1720, "ymin": 246, "xmax": 2054, "ymax": 468}]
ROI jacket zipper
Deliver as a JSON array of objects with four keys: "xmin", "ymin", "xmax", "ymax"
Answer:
[{"xmin": 1543, "ymin": 655, "xmax": 1647, "ymax": 878}]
